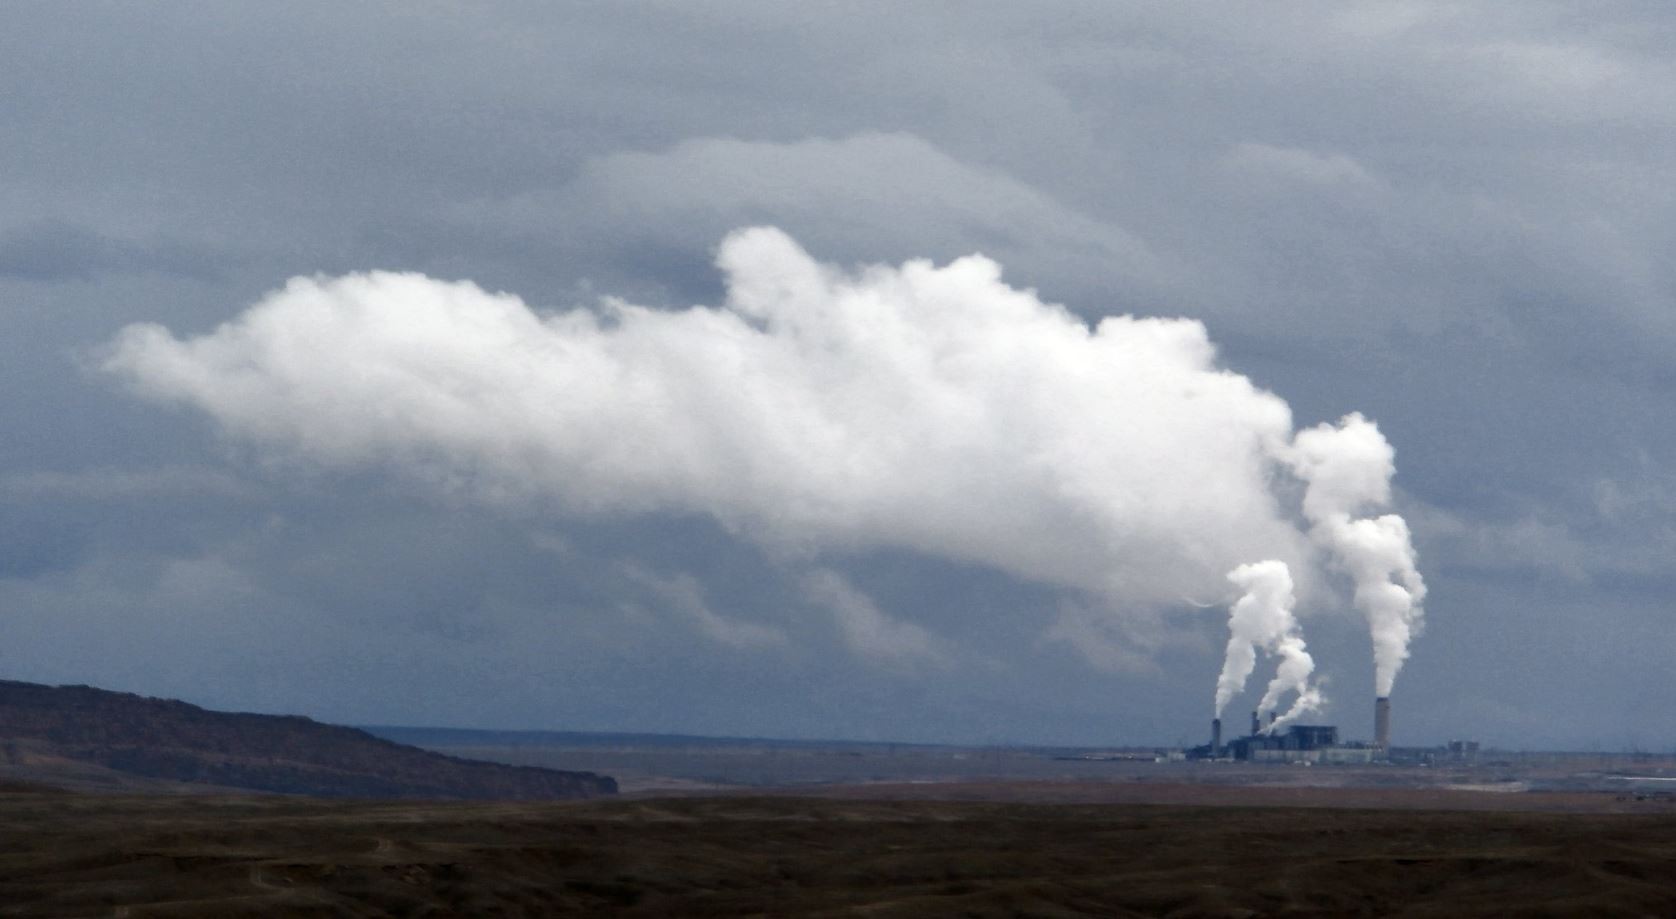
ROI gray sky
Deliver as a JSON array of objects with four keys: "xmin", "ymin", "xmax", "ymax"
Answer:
[{"xmin": 4, "ymin": 2, "xmax": 1675, "ymax": 749}]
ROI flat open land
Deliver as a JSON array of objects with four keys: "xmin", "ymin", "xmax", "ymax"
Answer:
[{"xmin": 7, "ymin": 784, "xmax": 1676, "ymax": 917}]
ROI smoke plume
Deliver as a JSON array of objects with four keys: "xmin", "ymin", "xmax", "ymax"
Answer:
[
  {"xmin": 103, "ymin": 227, "xmax": 1309, "ymax": 613},
  {"xmin": 1289, "ymin": 414, "xmax": 1427, "ymax": 697},
  {"xmin": 102, "ymin": 227, "xmax": 1423, "ymax": 682},
  {"xmin": 1258, "ymin": 636, "xmax": 1323, "ymax": 732},
  {"xmin": 1214, "ymin": 560, "xmax": 1323, "ymax": 729}
]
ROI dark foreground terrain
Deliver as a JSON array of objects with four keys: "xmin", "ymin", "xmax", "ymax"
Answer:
[
  {"xmin": 0, "ymin": 681, "xmax": 614, "ymax": 800},
  {"xmin": 6, "ymin": 786, "xmax": 1676, "ymax": 917}
]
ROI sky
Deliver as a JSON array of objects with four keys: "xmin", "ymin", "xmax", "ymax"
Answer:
[{"xmin": 4, "ymin": 2, "xmax": 1675, "ymax": 750}]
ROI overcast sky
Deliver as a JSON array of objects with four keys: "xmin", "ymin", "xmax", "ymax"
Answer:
[{"xmin": 5, "ymin": 2, "xmax": 1675, "ymax": 749}]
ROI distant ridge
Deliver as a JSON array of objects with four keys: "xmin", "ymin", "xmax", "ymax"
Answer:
[
  {"xmin": 363, "ymin": 725, "xmax": 926, "ymax": 750},
  {"xmin": 0, "ymin": 680, "xmax": 616, "ymax": 799}
]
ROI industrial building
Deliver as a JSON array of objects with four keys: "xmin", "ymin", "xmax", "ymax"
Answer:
[
  {"xmin": 1190, "ymin": 703, "xmax": 1385, "ymax": 764},
  {"xmin": 1225, "ymin": 724, "xmax": 1374, "ymax": 764},
  {"xmin": 1191, "ymin": 698, "xmax": 1478, "ymax": 767}
]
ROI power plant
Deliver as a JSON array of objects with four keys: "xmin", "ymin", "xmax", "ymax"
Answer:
[{"xmin": 1191, "ymin": 696, "xmax": 1396, "ymax": 764}]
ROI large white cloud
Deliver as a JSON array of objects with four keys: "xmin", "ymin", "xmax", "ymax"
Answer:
[
  {"xmin": 103, "ymin": 227, "xmax": 1435, "ymax": 694},
  {"xmin": 104, "ymin": 228, "xmax": 1313, "ymax": 615}
]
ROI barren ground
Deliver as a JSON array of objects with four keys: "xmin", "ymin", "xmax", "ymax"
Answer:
[{"xmin": 6, "ymin": 782, "xmax": 1676, "ymax": 917}]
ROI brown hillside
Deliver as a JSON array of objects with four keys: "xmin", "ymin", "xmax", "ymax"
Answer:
[{"xmin": 0, "ymin": 681, "xmax": 615, "ymax": 800}]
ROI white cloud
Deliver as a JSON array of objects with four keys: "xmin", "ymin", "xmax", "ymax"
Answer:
[
  {"xmin": 1409, "ymin": 494, "xmax": 1676, "ymax": 585},
  {"xmin": 458, "ymin": 132, "xmax": 1164, "ymax": 296},
  {"xmin": 99, "ymin": 227, "xmax": 1449, "ymax": 688},
  {"xmin": 1042, "ymin": 602, "xmax": 1165, "ymax": 676},
  {"xmin": 623, "ymin": 565, "xmax": 787, "ymax": 651},
  {"xmin": 1220, "ymin": 142, "xmax": 1385, "ymax": 195},
  {"xmin": 104, "ymin": 228, "xmax": 1320, "ymax": 622},
  {"xmin": 1331, "ymin": 2, "xmax": 1448, "ymax": 40},
  {"xmin": 802, "ymin": 568, "xmax": 945, "ymax": 666},
  {"xmin": 0, "ymin": 466, "xmax": 256, "ymax": 502}
]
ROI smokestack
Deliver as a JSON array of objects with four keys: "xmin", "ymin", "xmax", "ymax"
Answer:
[
  {"xmin": 1211, "ymin": 717, "xmax": 1222, "ymax": 755},
  {"xmin": 1375, "ymin": 696, "xmax": 1391, "ymax": 752},
  {"xmin": 1251, "ymin": 711, "xmax": 1260, "ymax": 737},
  {"xmin": 1268, "ymin": 711, "xmax": 1277, "ymax": 729}
]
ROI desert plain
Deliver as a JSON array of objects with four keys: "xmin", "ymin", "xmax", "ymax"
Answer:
[{"xmin": 6, "ymin": 779, "xmax": 1676, "ymax": 917}]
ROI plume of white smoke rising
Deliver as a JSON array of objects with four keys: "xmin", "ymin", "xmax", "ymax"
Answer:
[
  {"xmin": 102, "ymin": 227, "xmax": 1311, "ymax": 632},
  {"xmin": 1289, "ymin": 414, "xmax": 1427, "ymax": 697},
  {"xmin": 1214, "ymin": 560, "xmax": 1323, "ymax": 729},
  {"xmin": 1258, "ymin": 635, "xmax": 1323, "ymax": 731},
  {"xmin": 101, "ymin": 227, "xmax": 1424, "ymax": 684}
]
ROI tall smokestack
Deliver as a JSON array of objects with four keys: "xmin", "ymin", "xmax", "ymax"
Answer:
[
  {"xmin": 1268, "ymin": 711, "xmax": 1277, "ymax": 729},
  {"xmin": 1375, "ymin": 696, "xmax": 1391, "ymax": 752},
  {"xmin": 1212, "ymin": 717, "xmax": 1222, "ymax": 755},
  {"xmin": 1251, "ymin": 711, "xmax": 1261, "ymax": 737}
]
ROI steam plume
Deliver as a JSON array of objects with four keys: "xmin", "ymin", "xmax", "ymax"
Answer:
[
  {"xmin": 101, "ymin": 227, "xmax": 1422, "ymax": 681},
  {"xmin": 102, "ymin": 227, "xmax": 1309, "ymax": 623},
  {"xmin": 1290, "ymin": 414, "xmax": 1427, "ymax": 697},
  {"xmin": 1214, "ymin": 560, "xmax": 1323, "ymax": 729},
  {"xmin": 1259, "ymin": 636, "xmax": 1323, "ymax": 731}
]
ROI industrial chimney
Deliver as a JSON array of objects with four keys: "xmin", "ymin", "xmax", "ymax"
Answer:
[
  {"xmin": 1375, "ymin": 696, "xmax": 1391, "ymax": 752},
  {"xmin": 1250, "ymin": 710, "xmax": 1260, "ymax": 737},
  {"xmin": 1211, "ymin": 717, "xmax": 1222, "ymax": 755}
]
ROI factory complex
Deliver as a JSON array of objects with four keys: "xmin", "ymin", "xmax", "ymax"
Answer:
[{"xmin": 1191, "ymin": 697, "xmax": 1422, "ymax": 764}]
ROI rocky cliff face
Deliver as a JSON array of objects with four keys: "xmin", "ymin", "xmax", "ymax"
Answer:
[{"xmin": 0, "ymin": 680, "xmax": 616, "ymax": 799}]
